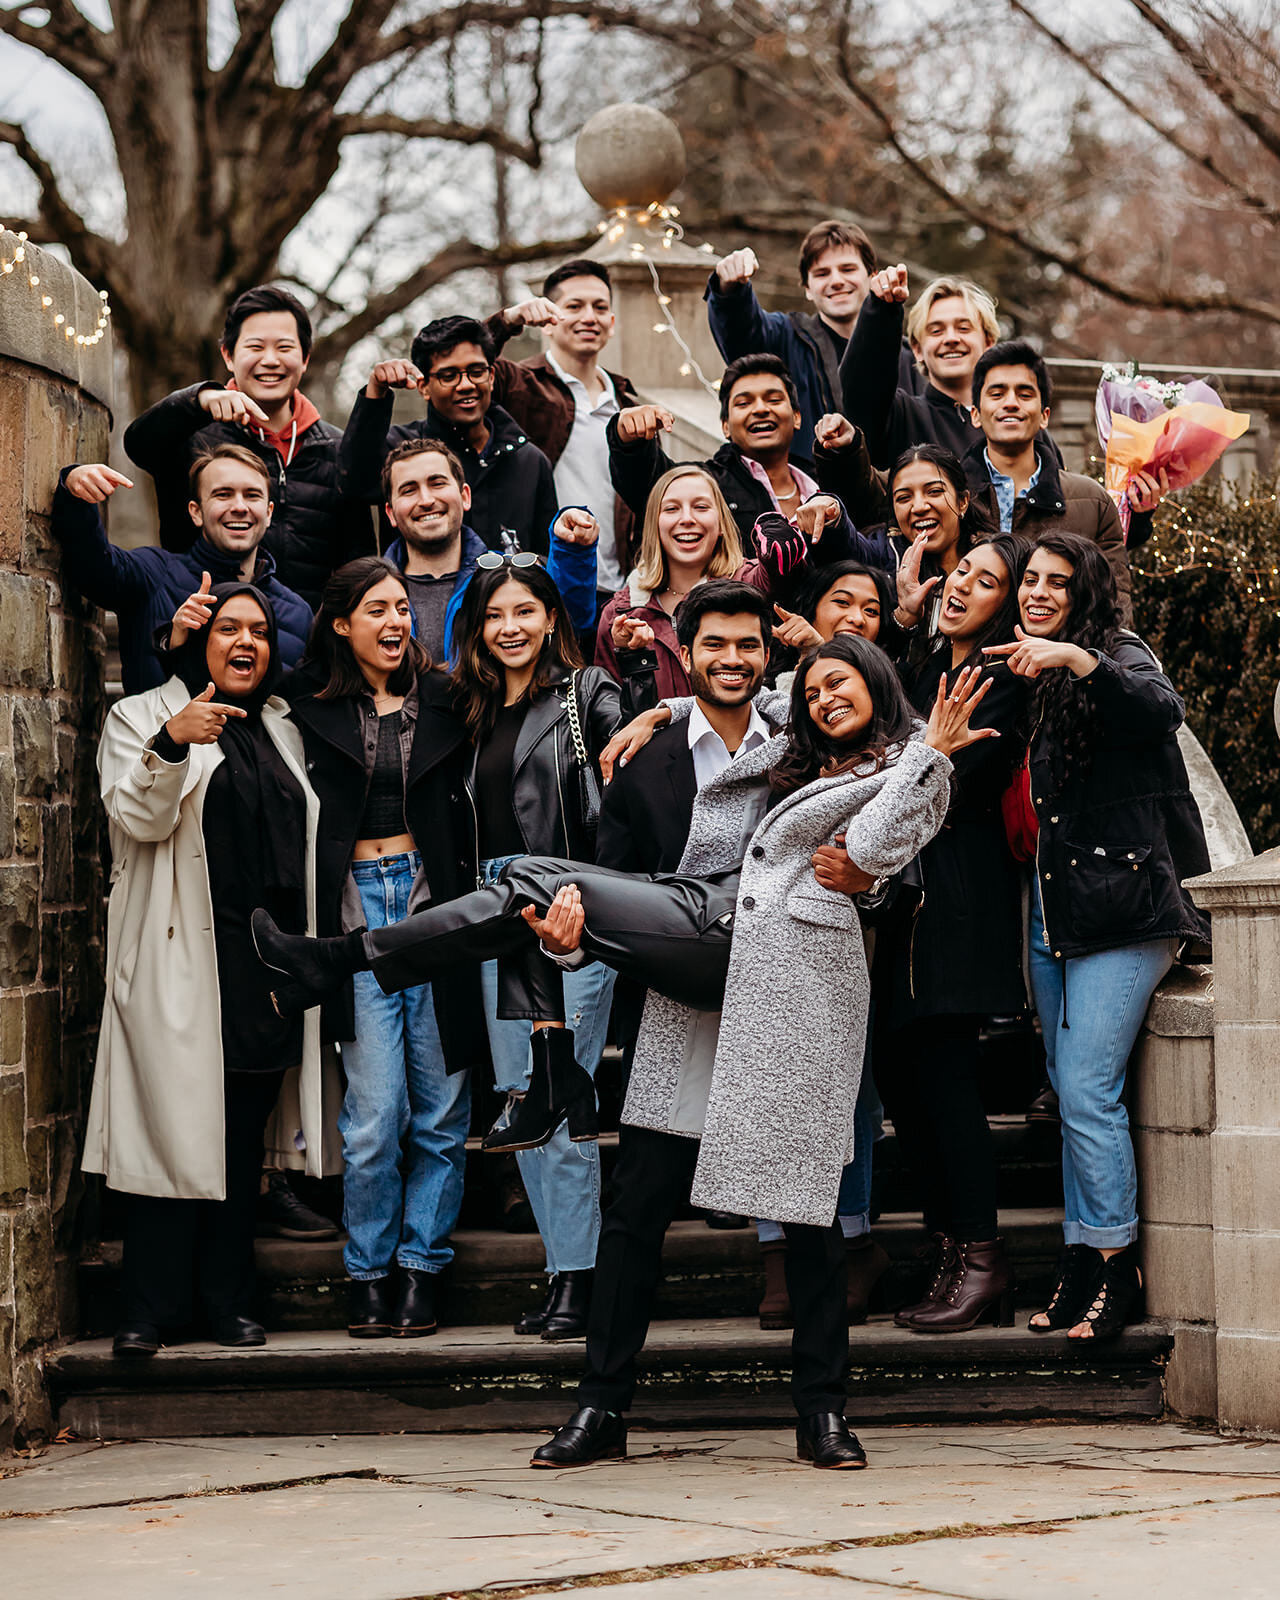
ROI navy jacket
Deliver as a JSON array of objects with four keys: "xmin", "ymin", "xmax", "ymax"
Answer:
[{"xmin": 52, "ymin": 470, "xmax": 313, "ymax": 694}]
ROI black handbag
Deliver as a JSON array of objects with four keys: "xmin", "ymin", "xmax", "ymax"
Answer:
[{"xmin": 566, "ymin": 668, "xmax": 602, "ymax": 849}]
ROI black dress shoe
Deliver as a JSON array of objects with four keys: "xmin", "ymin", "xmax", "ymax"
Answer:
[
  {"xmin": 112, "ymin": 1324, "xmax": 160, "ymax": 1358},
  {"xmin": 256, "ymin": 1171, "xmax": 341, "ymax": 1240},
  {"xmin": 796, "ymin": 1412, "xmax": 868, "ymax": 1469},
  {"xmin": 251, "ymin": 909, "xmax": 368, "ymax": 1013},
  {"xmin": 348, "ymin": 1276, "xmax": 396, "ymax": 1338},
  {"xmin": 393, "ymin": 1268, "xmax": 438, "ymax": 1337},
  {"xmin": 516, "ymin": 1276, "xmax": 560, "ymax": 1335},
  {"xmin": 540, "ymin": 1270, "xmax": 593, "ymax": 1342},
  {"xmin": 702, "ymin": 1209, "xmax": 750, "ymax": 1230},
  {"xmin": 531, "ymin": 1406, "xmax": 627, "ymax": 1468},
  {"xmin": 211, "ymin": 1315, "xmax": 266, "ymax": 1348}
]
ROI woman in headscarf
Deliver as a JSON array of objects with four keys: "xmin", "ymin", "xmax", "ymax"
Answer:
[{"xmin": 84, "ymin": 583, "xmax": 329, "ymax": 1358}]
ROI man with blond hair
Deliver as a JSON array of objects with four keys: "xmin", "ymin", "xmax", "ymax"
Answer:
[{"xmin": 840, "ymin": 267, "xmax": 1012, "ymax": 470}]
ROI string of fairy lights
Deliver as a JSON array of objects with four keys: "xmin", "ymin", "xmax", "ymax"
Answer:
[{"xmin": 0, "ymin": 229, "xmax": 111, "ymax": 347}]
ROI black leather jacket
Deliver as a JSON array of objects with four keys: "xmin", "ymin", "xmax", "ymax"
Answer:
[{"xmin": 466, "ymin": 663, "xmax": 622, "ymax": 868}]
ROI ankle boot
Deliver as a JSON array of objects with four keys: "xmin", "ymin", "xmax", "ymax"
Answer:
[
  {"xmin": 348, "ymin": 1275, "xmax": 395, "ymax": 1338},
  {"xmin": 252, "ymin": 908, "xmax": 367, "ymax": 1011},
  {"xmin": 516, "ymin": 1276, "xmax": 560, "ymax": 1335},
  {"xmin": 758, "ymin": 1239, "xmax": 792, "ymax": 1330},
  {"xmin": 845, "ymin": 1235, "xmax": 890, "ymax": 1326},
  {"xmin": 904, "ymin": 1237, "xmax": 1015, "ymax": 1333},
  {"xmin": 1030, "ymin": 1243, "xmax": 1096, "ymax": 1332},
  {"xmin": 893, "ymin": 1233, "xmax": 956, "ymax": 1327},
  {"xmin": 482, "ymin": 1030, "xmax": 597, "ymax": 1152},
  {"xmin": 393, "ymin": 1268, "xmax": 438, "ymax": 1337},
  {"xmin": 541, "ymin": 1270, "xmax": 593, "ymax": 1341}
]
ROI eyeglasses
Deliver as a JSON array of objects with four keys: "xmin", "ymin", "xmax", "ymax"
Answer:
[
  {"xmin": 475, "ymin": 551, "xmax": 541, "ymax": 570},
  {"xmin": 429, "ymin": 362, "xmax": 491, "ymax": 386}
]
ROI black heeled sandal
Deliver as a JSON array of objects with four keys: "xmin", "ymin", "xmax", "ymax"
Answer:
[
  {"xmin": 1067, "ymin": 1245, "xmax": 1143, "ymax": 1342},
  {"xmin": 1029, "ymin": 1244, "xmax": 1096, "ymax": 1332}
]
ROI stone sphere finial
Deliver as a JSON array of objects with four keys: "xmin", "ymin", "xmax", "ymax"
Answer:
[{"xmin": 575, "ymin": 103, "xmax": 687, "ymax": 210}]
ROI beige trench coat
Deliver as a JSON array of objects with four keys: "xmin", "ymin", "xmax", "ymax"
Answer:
[{"xmin": 82, "ymin": 677, "xmax": 339, "ymax": 1201}]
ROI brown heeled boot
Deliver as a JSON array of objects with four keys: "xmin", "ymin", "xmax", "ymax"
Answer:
[
  {"xmin": 903, "ymin": 1237, "xmax": 1015, "ymax": 1333},
  {"xmin": 758, "ymin": 1239, "xmax": 792, "ymax": 1330},
  {"xmin": 846, "ymin": 1235, "xmax": 890, "ymax": 1325},
  {"xmin": 893, "ymin": 1233, "xmax": 956, "ymax": 1327}
]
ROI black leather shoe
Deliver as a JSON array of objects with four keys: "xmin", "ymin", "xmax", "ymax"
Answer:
[
  {"xmin": 112, "ymin": 1324, "xmax": 160, "ymax": 1358},
  {"xmin": 211, "ymin": 1315, "xmax": 266, "ymax": 1348},
  {"xmin": 540, "ymin": 1270, "xmax": 593, "ymax": 1342},
  {"xmin": 516, "ymin": 1276, "xmax": 560, "ymax": 1335},
  {"xmin": 702, "ymin": 1209, "xmax": 750, "ymax": 1230},
  {"xmin": 530, "ymin": 1406, "xmax": 627, "ymax": 1467},
  {"xmin": 256, "ymin": 1170, "xmax": 341, "ymax": 1240},
  {"xmin": 796, "ymin": 1412, "xmax": 868, "ymax": 1469},
  {"xmin": 251, "ymin": 909, "xmax": 368, "ymax": 1013},
  {"xmin": 393, "ymin": 1268, "xmax": 438, "ymax": 1337},
  {"xmin": 483, "ymin": 1029, "xmax": 597, "ymax": 1152},
  {"xmin": 348, "ymin": 1276, "xmax": 396, "ymax": 1338}
]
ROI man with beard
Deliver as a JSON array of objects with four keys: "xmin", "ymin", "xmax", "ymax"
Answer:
[
  {"xmin": 380, "ymin": 438, "xmax": 600, "ymax": 661},
  {"xmin": 527, "ymin": 581, "xmax": 872, "ymax": 1471}
]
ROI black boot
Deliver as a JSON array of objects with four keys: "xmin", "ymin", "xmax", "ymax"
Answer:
[
  {"xmin": 540, "ymin": 1270, "xmax": 593, "ymax": 1341},
  {"xmin": 796, "ymin": 1412, "xmax": 868, "ymax": 1470},
  {"xmin": 1030, "ymin": 1244, "xmax": 1096, "ymax": 1332},
  {"xmin": 393, "ymin": 1269, "xmax": 438, "ymax": 1338},
  {"xmin": 348, "ymin": 1275, "xmax": 395, "ymax": 1338},
  {"xmin": 252, "ymin": 908, "xmax": 368, "ymax": 1013},
  {"xmin": 113, "ymin": 1323, "xmax": 160, "ymax": 1358},
  {"xmin": 482, "ymin": 1029, "xmax": 597, "ymax": 1152},
  {"xmin": 530, "ymin": 1407, "xmax": 626, "ymax": 1468},
  {"xmin": 515, "ymin": 1276, "xmax": 560, "ymax": 1335},
  {"xmin": 1068, "ymin": 1245, "xmax": 1144, "ymax": 1343}
]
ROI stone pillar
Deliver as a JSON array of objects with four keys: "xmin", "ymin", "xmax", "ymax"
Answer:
[
  {"xmin": 1186, "ymin": 848, "xmax": 1280, "ymax": 1436},
  {"xmin": 0, "ymin": 230, "xmax": 112, "ymax": 1448}
]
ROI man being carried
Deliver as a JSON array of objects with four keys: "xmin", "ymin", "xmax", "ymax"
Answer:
[{"xmin": 124, "ymin": 285, "xmax": 374, "ymax": 608}]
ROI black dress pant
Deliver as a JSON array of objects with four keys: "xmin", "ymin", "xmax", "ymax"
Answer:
[
  {"xmin": 876, "ymin": 1014, "xmax": 998, "ymax": 1242},
  {"xmin": 366, "ymin": 855, "xmax": 739, "ymax": 1021},
  {"xmin": 118, "ymin": 1068, "xmax": 286, "ymax": 1331},
  {"xmin": 578, "ymin": 1125, "xmax": 850, "ymax": 1419}
]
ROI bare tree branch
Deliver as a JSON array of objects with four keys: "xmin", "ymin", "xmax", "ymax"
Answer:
[
  {"xmin": 222, "ymin": 0, "xmax": 288, "ymax": 98},
  {"xmin": 334, "ymin": 112, "xmax": 540, "ymax": 166},
  {"xmin": 0, "ymin": 1, "xmax": 113, "ymax": 85},
  {"xmin": 0, "ymin": 121, "xmax": 117, "ymax": 285}
]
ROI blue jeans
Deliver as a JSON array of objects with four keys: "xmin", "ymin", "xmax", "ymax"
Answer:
[
  {"xmin": 340, "ymin": 854, "xmax": 471, "ymax": 1280},
  {"xmin": 480, "ymin": 854, "xmax": 615, "ymax": 1275},
  {"xmin": 1028, "ymin": 898, "xmax": 1175, "ymax": 1249}
]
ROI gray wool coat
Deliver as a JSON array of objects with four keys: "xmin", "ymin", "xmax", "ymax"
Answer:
[{"xmin": 622, "ymin": 731, "xmax": 953, "ymax": 1228}]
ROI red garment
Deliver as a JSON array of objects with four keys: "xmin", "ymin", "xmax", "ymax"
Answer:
[
  {"xmin": 1000, "ymin": 757, "xmax": 1039, "ymax": 863},
  {"xmin": 225, "ymin": 383, "xmax": 321, "ymax": 462}
]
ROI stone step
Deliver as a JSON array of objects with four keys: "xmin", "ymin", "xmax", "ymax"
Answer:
[
  {"xmin": 47, "ymin": 1316, "xmax": 1173, "ymax": 1440},
  {"xmin": 76, "ymin": 1210, "xmax": 1070, "ymax": 1337}
]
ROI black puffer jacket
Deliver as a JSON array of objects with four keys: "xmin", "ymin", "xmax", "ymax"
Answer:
[
  {"xmin": 123, "ymin": 383, "xmax": 376, "ymax": 609},
  {"xmin": 1030, "ymin": 634, "xmax": 1211, "ymax": 960},
  {"xmin": 465, "ymin": 663, "xmax": 622, "ymax": 865},
  {"xmin": 282, "ymin": 660, "xmax": 488, "ymax": 1070}
]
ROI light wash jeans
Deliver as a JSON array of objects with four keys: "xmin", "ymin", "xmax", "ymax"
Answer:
[
  {"xmin": 480, "ymin": 854, "xmax": 616, "ymax": 1275},
  {"xmin": 340, "ymin": 853, "xmax": 471, "ymax": 1281},
  {"xmin": 1029, "ymin": 898, "xmax": 1176, "ymax": 1249}
]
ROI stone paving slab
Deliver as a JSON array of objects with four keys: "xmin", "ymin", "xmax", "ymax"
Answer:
[{"xmin": 595, "ymin": 1573, "xmax": 909, "ymax": 1598}]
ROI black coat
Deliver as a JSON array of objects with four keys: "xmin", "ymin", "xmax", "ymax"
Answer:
[
  {"xmin": 282, "ymin": 661, "xmax": 488, "ymax": 1071},
  {"xmin": 595, "ymin": 721, "xmax": 698, "ymax": 874},
  {"xmin": 122, "ymin": 383, "xmax": 376, "ymax": 609},
  {"xmin": 340, "ymin": 391, "xmax": 558, "ymax": 556},
  {"xmin": 467, "ymin": 663, "xmax": 622, "ymax": 864},
  {"xmin": 1030, "ymin": 635, "xmax": 1211, "ymax": 960},
  {"xmin": 880, "ymin": 656, "xmax": 1029, "ymax": 1028}
]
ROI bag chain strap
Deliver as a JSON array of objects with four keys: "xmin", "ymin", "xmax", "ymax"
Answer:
[{"xmin": 566, "ymin": 668, "xmax": 589, "ymax": 768}]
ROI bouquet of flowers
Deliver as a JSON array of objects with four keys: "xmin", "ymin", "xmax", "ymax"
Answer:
[{"xmin": 1096, "ymin": 363, "xmax": 1250, "ymax": 538}]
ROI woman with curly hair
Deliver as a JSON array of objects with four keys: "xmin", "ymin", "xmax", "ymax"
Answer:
[{"xmin": 985, "ymin": 531, "xmax": 1211, "ymax": 1342}]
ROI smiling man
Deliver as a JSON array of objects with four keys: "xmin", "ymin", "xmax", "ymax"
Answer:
[
  {"xmin": 51, "ymin": 446, "xmax": 313, "ymax": 693},
  {"xmin": 124, "ymin": 285, "xmax": 374, "ymax": 608}
]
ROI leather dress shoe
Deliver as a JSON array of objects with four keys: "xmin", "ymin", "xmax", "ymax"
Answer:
[
  {"xmin": 393, "ymin": 1268, "xmax": 438, "ymax": 1337},
  {"xmin": 112, "ymin": 1323, "xmax": 160, "ymax": 1358},
  {"xmin": 540, "ymin": 1270, "xmax": 592, "ymax": 1341},
  {"xmin": 796, "ymin": 1412, "xmax": 868, "ymax": 1469},
  {"xmin": 348, "ymin": 1276, "xmax": 396, "ymax": 1338},
  {"xmin": 530, "ymin": 1406, "xmax": 627, "ymax": 1467},
  {"xmin": 211, "ymin": 1315, "xmax": 266, "ymax": 1348}
]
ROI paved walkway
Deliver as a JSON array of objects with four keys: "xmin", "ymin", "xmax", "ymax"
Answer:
[{"xmin": 3, "ymin": 1422, "xmax": 1279, "ymax": 1598}]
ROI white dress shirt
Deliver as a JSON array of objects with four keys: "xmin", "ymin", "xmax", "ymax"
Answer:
[
  {"xmin": 546, "ymin": 351, "xmax": 622, "ymax": 592},
  {"xmin": 687, "ymin": 700, "xmax": 772, "ymax": 790}
]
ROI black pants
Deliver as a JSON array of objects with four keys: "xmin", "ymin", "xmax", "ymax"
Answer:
[
  {"xmin": 118, "ymin": 1068, "xmax": 285, "ymax": 1330},
  {"xmin": 367, "ymin": 856, "xmax": 739, "ymax": 1021},
  {"xmin": 578, "ymin": 1125, "xmax": 849, "ymax": 1419},
  {"xmin": 876, "ymin": 1014, "xmax": 998, "ymax": 1242}
]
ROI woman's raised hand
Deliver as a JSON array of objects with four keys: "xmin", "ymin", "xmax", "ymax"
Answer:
[
  {"xmin": 611, "ymin": 612, "xmax": 655, "ymax": 652},
  {"xmin": 599, "ymin": 705, "xmax": 671, "ymax": 783},
  {"xmin": 896, "ymin": 533, "xmax": 941, "ymax": 622},
  {"xmin": 170, "ymin": 570, "xmax": 215, "ymax": 649},
  {"xmin": 983, "ymin": 627, "xmax": 1097, "ymax": 679},
  {"xmin": 521, "ymin": 885, "xmax": 585, "ymax": 955},
  {"xmin": 923, "ymin": 665, "xmax": 997, "ymax": 756},
  {"xmin": 772, "ymin": 603, "xmax": 823, "ymax": 652},
  {"xmin": 164, "ymin": 682, "xmax": 247, "ymax": 746}
]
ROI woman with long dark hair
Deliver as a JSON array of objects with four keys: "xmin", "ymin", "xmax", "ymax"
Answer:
[
  {"xmin": 887, "ymin": 444, "xmax": 996, "ymax": 646},
  {"xmin": 450, "ymin": 556, "xmax": 622, "ymax": 1342},
  {"xmin": 771, "ymin": 559, "xmax": 902, "ymax": 667},
  {"xmin": 873, "ymin": 533, "xmax": 1031, "ymax": 1331},
  {"xmin": 984, "ymin": 531, "xmax": 1210, "ymax": 1341},
  {"xmin": 286, "ymin": 555, "xmax": 486, "ymax": 1341}
]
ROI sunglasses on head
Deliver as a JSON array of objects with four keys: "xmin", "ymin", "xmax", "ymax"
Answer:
[{"xmin": 475, "ymin": 551, "xmax": 542, "ymax": 570}]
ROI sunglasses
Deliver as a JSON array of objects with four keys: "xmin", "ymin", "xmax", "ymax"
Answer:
[{"xmin": 475, "ymin": 551, "xmax": 542, "ymax": 570}]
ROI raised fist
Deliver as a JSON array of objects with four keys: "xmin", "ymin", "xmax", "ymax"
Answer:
[
  {"xmin": 503, "ymin": 297, "xmax": 564, "ymax": 330},
  {"xmin": 553, "ymin": 508, "xmax": 600, "ymax": 546},
  {"xmin": 868, "ymin": 264, "xmax": 909, "ymax": 303},
  {"xmin": 367, "ymin": 359, "xmax": 424, "ymax": 399},
  {"xmin": 814, "ymin": 413, "xmax": 856, "ymax": 453},
  {"xmin": 615, "ymin": 405, "xmax": 675, "ymax": 444},
  {"xmin": 714, "ymin": 248, "xmax": 759, "ymax": 289}
]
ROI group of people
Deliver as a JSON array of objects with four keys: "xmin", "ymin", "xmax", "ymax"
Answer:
[{"xmin": 57, "ymin": 216, "xmax": 1211, "ymax": 1474}]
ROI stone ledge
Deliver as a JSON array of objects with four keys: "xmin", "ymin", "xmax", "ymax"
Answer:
[
  {"xmin": 0, "ymin": 233, "xmax": 113, "ymax": 413},
  {"xmin": 1187, "ymin": 846, "xmax": 1280, "ymax": 909},
  {"xmin": 1144, "ymin": 965, "xmax": 1214, "ymax": 1038}
]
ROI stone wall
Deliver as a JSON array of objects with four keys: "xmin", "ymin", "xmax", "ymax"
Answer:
[{"xmin": 0, "ymin": 234, "xmax": 112, "ymax": 1448}]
